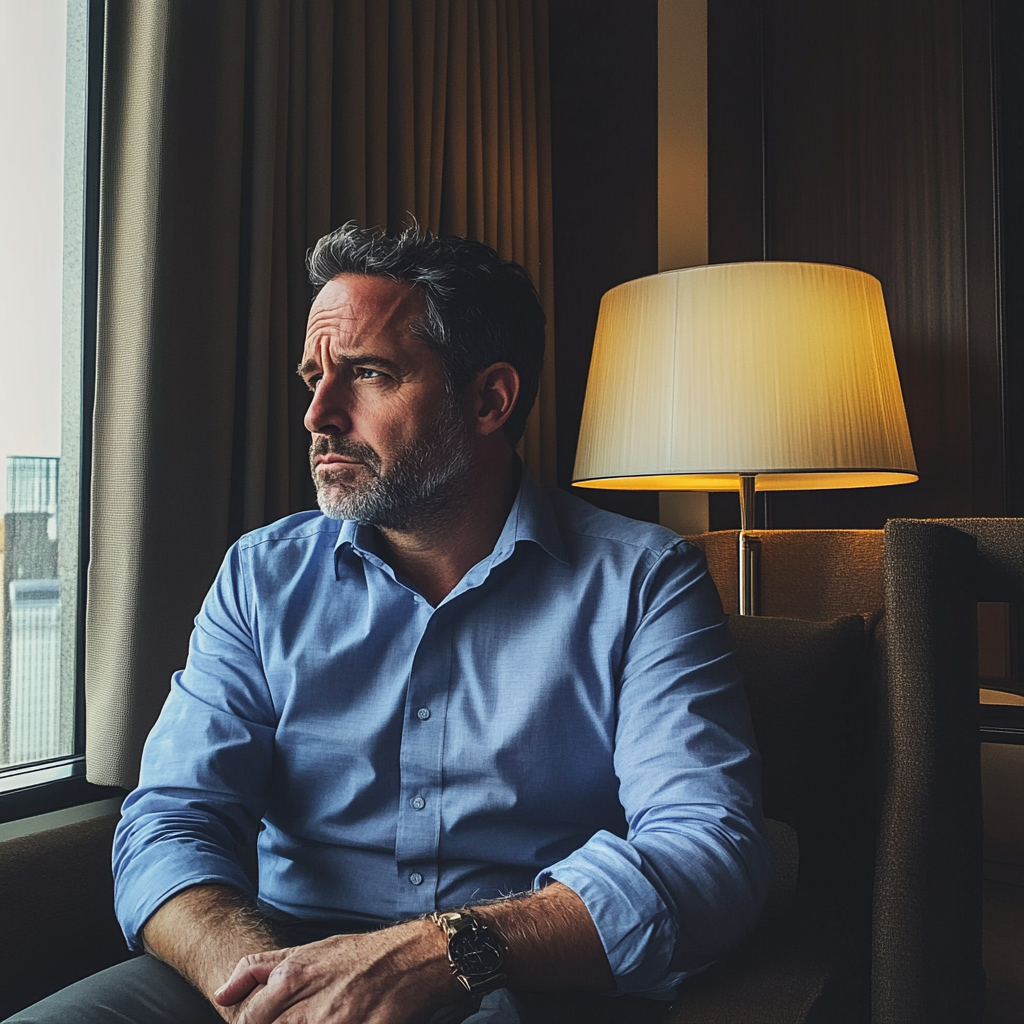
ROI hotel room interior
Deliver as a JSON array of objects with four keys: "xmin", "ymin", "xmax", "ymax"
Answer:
[{"xmin": 0, "ymin": 2, "xmax": 1021, "ymax": 1022}]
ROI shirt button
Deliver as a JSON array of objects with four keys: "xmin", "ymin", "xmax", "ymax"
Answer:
[
  {"xmin": 411, "ymin": 796, "xmax": 426, "ymax": 810},
  {"xmin": 416, "ymin": 708, "xmax": 430, "ymax": 720},
  {"xmin": 409, "ymin": 872, "xmax": 424, "ymax": 886}
]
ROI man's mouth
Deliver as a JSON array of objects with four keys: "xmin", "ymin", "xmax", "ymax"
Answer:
[
  {"xmin": 310, "ymin": 438, "xmax": 381, "ymax": 478},
  {"xmin": 314, "ymin": 457, "xmax": 371, "ymax": 480},
  {"xmin": 315, "ymin": 453, "xmax": 363, "ymax": 467}
]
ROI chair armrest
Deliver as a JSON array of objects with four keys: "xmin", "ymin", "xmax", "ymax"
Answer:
[
  {"xmin": 878, "ymin": 520, "xmax": 984, "ymax": 1024},
  {"xmin": 0, "ymin": 814, "xmax": 133, "ymax": 1018}
]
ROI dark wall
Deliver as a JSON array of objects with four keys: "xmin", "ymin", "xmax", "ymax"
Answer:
[
  {"xmin": 995, "ymin": 0, "xmax": 1024, "ymax": 520},
  {"xmin": 709, "ymin": 0, "xmax": 1010, "ymax": 529},
  {"xmin": 548, "ymin": 0, "xmax": 660, "ymax": 522},
  {"xmin": 548, "ymin": 0, "xmax": 1017, "ymax": 531}
]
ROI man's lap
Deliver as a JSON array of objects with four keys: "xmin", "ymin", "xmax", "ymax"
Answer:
[
  {"xmin": 2, "ymin": 955, "xmax": 221, "ymax": 1024},
  {"xmin": 2, "ymin": 954, "xmax": 528, "ymax": 1024}
]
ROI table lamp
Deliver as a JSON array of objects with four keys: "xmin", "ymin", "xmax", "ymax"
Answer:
[{"xmin": 572, "ymin": 262, "xmax": 918, "ymax": 614}]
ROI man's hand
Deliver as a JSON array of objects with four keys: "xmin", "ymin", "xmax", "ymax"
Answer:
[{"xmin": 213, "ymin": 919, "xmax": 460, "ymax": 1024}]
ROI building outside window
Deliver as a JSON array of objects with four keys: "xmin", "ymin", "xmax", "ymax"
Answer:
[
  {"xmin": 3, "ymin": 457, "xmax": 63, "ymax": 766},
  {"xmin": 0, "ymin": 0, "xmax": 96, "ymax": 796}
]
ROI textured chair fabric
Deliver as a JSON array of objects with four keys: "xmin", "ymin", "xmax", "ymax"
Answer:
[
  {"xmin": 0, "ymin": 815, "xmax": 134, "ymax": 1020},
  {"xmin": 659, "ymin": 612, "xmax": 874, "ymax": 1024},
  {"xmin": 686, "ymin": 530, "xmax": 884, "ymax": 620},
  {"xmin": 693, "ymin": 524, "xmax": 988, "ymax": 1023},
  {"xmin": 874, "ymin": 519, "xmax": 998, "ymax": 1024},
  {"xmin": 730, "ymin": 614, "xmax": 874, "ymax": 890}
]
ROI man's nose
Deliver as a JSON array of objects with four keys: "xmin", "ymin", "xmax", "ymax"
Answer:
[{"xmin": 304, "ymin": 377, "xmax": 352, "ymax": 436}]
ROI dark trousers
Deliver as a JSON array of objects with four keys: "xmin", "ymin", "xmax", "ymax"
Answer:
[{"xmin": 3, "ymin": 956, "xmax": 223, "ymax": 1024}]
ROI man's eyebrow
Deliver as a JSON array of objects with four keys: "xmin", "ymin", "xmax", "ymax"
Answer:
[
  {"xmin": 296, "ymin": 354, "xmax": 403, "ymax": 378},
  {"xmin": 297, "ymin": 357, "xmax": 320, "ymax": 379}
]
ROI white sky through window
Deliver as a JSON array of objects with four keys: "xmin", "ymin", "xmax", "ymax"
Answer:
[{"xmin": 0, "ymin": 0, "xmax": 67, "ymax": 515}]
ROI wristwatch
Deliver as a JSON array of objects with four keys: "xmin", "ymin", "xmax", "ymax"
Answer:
[{"xmin": 431, "ymin": 909, "xmax": 507, "ymax": 997}]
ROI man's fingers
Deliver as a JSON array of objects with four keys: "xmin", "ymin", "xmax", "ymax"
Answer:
[
  {"xmin": 214, "ymin": 949, "xmax": 289, "ymax": 1006},
  {"xmin": 231, "ymin": 986, "xmax": 279, "ymax": 1024},
  {"xmin": 212, "ymin": 972, "xmax": 264, "ymax": 1008},
  {"xmin": 231, "ymin": 959, "xmax": 309, "ymax": 1024}
]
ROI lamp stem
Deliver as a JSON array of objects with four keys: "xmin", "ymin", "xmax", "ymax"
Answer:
[
  {"xmin": 739, "ymin": 474, "xmax": 756, "ymax": 532},
  {"xmin": 738, "ymin": 475, "xmax": 761, "ymax": 616}
]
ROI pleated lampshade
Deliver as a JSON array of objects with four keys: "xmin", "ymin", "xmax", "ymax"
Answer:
[{"xmin": 572, "ymin": 262, "xmax": 918, "ymax": 492}]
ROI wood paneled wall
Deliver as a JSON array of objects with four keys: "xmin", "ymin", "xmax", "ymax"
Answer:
[
  {"xmin": 709, "ymin": 0, "xmax": 1009, "ymax": 529},
  {"xmin": 994, "ymin": 0, "xmax": 1024, "ymax": 521},
  {"xmin": 548, "ymin": 0, "xmax": 1017, "ymax": 532}
]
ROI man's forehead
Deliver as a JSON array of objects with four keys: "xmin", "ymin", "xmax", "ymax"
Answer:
[
  {"xmin": 302, "ymin": 274, "xmax": 430, "ymax": 366},
  {"xmin": 309, "ymin": 273, "xmax": 424, "ymax": 324}
]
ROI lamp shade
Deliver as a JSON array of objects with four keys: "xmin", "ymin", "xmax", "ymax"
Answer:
[{"xmin": 572, "ymin": 262, "xmax": 918, "ymax": 491}]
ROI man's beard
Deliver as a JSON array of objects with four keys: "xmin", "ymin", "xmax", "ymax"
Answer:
[{"xmin": 310, "ymin": 396, "xmax": 475, "ymax": 532}]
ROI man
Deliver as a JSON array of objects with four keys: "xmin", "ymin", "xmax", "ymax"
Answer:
[{"xmin": 10, "ymin": 225, "xmax": 769, "ymax": 1024}]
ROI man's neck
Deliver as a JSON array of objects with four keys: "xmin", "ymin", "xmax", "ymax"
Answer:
[{"xmin": 376, "ymin": 449, "xmax": 519, "ymax": 606}]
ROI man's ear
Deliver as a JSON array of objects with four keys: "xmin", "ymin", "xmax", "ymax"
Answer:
[{"xmin": 467, "ymin": 362, "xmax": 520, "ymax": 437}]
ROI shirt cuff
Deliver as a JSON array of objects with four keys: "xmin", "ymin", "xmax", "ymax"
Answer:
[
  {"xmin": 113, "ymin": 834, "xmax": 256, "ymax": 951},
  {"xmin": 534, "ymin": 829, "xmax": 702, "ymax": 999}
]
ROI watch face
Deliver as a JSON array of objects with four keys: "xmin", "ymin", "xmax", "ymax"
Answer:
[{"xmin": 449, "ymin": 928, "xmax": 505, "ymax": 976}]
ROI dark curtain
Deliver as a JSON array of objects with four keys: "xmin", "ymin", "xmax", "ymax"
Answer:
[{"xmin": 85, "ymin": 0, "xmax": 554, "ymax": 788}]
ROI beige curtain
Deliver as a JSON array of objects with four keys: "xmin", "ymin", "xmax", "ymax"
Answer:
[{"xmin": 86, "ymin": 0, "xmax": 555, "ymax": 788}]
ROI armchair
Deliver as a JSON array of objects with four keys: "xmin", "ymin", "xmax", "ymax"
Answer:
[{"xmin": 659, "ymin": 522, "xmax": 987, "ymax": 1024}]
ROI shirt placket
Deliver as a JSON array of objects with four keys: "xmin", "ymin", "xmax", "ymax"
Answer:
[{"xmin": 393, "ymin": 605, "xmax": 452, "ymax": 915}]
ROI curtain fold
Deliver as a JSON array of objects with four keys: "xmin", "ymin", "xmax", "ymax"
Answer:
[
  {"xmin": 88, "ymin": 1, "xmax": 251, "ymax": 789},
  {"xmin": 87, "ymin": 0, "xmax": 555, "ymax": 788}
]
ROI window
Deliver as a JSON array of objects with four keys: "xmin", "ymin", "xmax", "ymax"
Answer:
[{"xmin": 0, "ymin": 0, "xmax": 103, "ymax": 813}]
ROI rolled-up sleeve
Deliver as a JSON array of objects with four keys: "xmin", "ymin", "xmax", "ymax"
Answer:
[
  {"xmin": 536, "ymin": 542, "xmax": 771, "ymax": 998},
  {"xmin": 112, "ymin": 541, "xmax": 276, "ymax": 950}
]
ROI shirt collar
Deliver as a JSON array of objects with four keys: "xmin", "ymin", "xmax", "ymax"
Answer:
[
  {"xmin": 488, "ymin": 462, "xmax": 567, "ymax": 567},
  {"xmin": 332, "ymin": 460, "xmax": 568, "ymax": 581}
]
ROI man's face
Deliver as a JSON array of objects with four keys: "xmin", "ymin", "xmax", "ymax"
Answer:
[{"xmin": 300, "ymin": 274, "xmax": 475, "ymax": 530}]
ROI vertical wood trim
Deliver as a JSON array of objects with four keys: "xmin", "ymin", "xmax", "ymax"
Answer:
[
  {"xmin": 657, "ymin": 0, "xmax": 708, "ymax": 273},
  {"xmin": 707, "ymin": 0, "xmax": 763, "ymax": 529},
  {"xmin": 656, "ymin": 0, "xmax": 710, "ymax": 535}
]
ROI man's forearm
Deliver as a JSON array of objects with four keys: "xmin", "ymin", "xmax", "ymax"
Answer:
[
  {"xmin": 473, "ymin": 881, "xmax": 614, "ymax": 992},
  {"xmin": 149, "ymin": 879, "xmax": 612, "ymax": 1024},
  {"xmin": 209, "ymin": 881, "xmax": 613, "ymax": 1024},
  {"xmin": 141, "ymin": 884, "xmax": 279, "ymax": 1004}
]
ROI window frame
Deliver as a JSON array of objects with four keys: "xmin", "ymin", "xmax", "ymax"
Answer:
[{"xmin": 0, "ymin": 0, "xmax": 125, "ymax": 825}]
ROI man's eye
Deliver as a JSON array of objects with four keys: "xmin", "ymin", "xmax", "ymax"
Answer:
[{"xmin": 356, "ymin": 367, "xmax": 382, "ymax": 379}]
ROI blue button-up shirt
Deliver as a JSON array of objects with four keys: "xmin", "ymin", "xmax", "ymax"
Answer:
[{"xmin": 114, "ymin": 472, "xmax": 769, "ymax": 998}]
